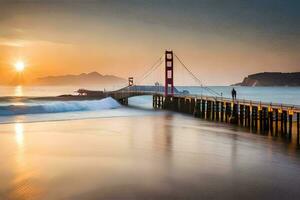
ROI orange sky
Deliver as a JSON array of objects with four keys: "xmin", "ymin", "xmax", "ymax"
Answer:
[{"xmin": 0, "ymin": 1, "xmax": 299, "ymax": 85}]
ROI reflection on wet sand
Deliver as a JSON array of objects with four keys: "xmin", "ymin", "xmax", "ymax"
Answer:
[
  {"xmin": 0, "ymin": 113, "xmax": 300, "ymax": 199},
  {"xmin": 8, "ymin": 123, "xmax": 42, "ymax": 200},
  {"xmin": 15, "ymin": 123, "xmax": 24, "ymax": 148}
]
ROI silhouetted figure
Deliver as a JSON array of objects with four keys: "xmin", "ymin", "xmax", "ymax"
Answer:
[{"xmin": 232, "ymin": 88, "xmax": 237, "ymax": 100}]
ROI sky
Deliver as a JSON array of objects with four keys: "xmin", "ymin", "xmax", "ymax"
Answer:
[{"xmin": 0, "ymin": 0, "xmax": 299, "ymax": 85}]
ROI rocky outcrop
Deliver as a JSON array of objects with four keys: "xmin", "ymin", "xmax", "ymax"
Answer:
[{"xmin": 233, "ymin": 72, "xmax": 300, "ymax": 86}]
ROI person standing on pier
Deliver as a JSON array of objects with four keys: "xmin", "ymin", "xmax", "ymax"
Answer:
[{"xmin": 232, "ymin": 88, "xmax": 237, "ymax": 100}]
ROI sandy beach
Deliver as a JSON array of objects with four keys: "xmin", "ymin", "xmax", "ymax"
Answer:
[{"xmin": 1, "ymin": 110, "xmax": 300, "ymax": 200}]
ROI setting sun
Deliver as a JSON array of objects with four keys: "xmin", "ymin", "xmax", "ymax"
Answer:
[{"xmin": 15, "ymin": 61, "xmax": 25, "ymax": 72}]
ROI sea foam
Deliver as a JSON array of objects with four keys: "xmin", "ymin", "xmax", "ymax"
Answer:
[{"xmin": 0, "ymin": 97, "xmax": 121, "ymax": 116}]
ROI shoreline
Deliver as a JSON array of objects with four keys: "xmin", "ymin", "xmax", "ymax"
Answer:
[{"xmin": 1, "ymin": 113, "xmax": 300, "ymax": 200}]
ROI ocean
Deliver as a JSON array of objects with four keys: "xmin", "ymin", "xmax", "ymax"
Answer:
[
  {"xmin": 0, "ymin": 86, "xmax": 300, "ymax": 199},
  {"xmin": 1, "ymin": 85, "xmax": 300, "ymax": 124}
]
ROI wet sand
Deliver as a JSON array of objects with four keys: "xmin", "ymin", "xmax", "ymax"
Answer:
[{"xmin": 1, "ymin": 112, "xmax": 300, "ymax": 200}]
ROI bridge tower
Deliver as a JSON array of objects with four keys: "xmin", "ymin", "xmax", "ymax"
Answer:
[
  {"xmin": 165, "ymin": 50, "xmax": 174, "ymax": 96},
  {"xmin": 128, "ymin": 77, "xmax": 134, "ymax": 86}
]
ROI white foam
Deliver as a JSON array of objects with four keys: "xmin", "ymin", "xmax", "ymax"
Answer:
[{"xmin": 0, "ymin": 97, "xmax": 121, "ymax": 116}]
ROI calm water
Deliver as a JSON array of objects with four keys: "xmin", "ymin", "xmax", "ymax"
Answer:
[{"xmin": 0, "ymin": 86, "xmax": 300, "ymax": 199}]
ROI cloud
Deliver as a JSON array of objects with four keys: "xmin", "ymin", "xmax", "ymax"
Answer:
[{"xmin": 0, "ymin": 27, "xmax": 73, "ymax": 47}]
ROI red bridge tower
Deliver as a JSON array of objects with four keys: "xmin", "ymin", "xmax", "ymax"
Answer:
[{"xmin": 165, "ymin": 50, "xmax": 174, "ymax": 96}]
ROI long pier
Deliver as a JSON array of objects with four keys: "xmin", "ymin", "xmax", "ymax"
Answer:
[
  {"xmin": 70, "ymin": 87, "xmax": 300, "ymax": 145},
  {"xmin": 150, "ymin": 93, "xmax": 300, "ymax": 144}
]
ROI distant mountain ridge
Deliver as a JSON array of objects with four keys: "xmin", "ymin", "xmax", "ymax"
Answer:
[
  {"xmin": 233, "ymin": 72, "xmax": 300, "ymax": 86},
  {"xmin": 35, "ymin": 72, "xmax": 126, "ymax": 86}
]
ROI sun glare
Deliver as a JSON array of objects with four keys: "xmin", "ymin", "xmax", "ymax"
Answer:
[{"xmin": 15, "ymin": 61, "xmax": 25, "ymax": 72}]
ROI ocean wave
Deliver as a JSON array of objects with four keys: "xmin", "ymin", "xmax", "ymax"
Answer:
[{"xmin": 0, "ymin": 97, "xmax": 121, "ymax": 116}]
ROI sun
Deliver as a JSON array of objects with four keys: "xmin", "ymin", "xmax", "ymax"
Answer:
[{"xmin": 15, "ymin": 61, "xmax": 25, "ymax": 72}]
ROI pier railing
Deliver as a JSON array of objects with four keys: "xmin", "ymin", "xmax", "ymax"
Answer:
[{"xmin": 110, "ymin": 89, "xmax": 300, "ymax": 113}]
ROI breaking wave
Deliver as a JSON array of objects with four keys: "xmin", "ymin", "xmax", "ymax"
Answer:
[{"xmin": 0, "ymin": 97, "xmax": 121, "ymax": 116}]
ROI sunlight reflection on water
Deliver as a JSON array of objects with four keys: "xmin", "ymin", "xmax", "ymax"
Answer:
[{"xmin": 14, "ymin": 86, "xmax": 23, "ymax": 97}]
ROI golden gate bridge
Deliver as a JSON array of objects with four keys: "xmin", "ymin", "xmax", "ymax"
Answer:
[{"xmin": 76, "ymin": 50, "xmax": 300, "ymax": 145}]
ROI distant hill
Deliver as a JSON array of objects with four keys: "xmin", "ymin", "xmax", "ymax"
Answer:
[
  {"xmin": 34, "ymin": 72, "xmax": 126, "ymax": 86},
  {"xmin": 233, "ymin": 72, "xmax": 300, "ymax": 86}
]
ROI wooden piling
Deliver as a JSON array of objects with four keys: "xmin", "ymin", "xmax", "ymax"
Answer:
[
  {"xmin": 254, "ymin": 106, "xmax": 258, "ymax": 131},
  {"xmin": 259, "ymin": 107, "xmax": 263, "ymax": 132},
  {"xmin": 288, "ymin": 112, "xmax": 293, "ymax": 139},
  {"xmin": 251, "ymin": 106, "xmax": 256, "ymax": 130},
  {"xmin": 207, "ymin": 100, "xmax": 211, "ymax": 120},
  {"xmin": 191, "ymin": 98, "xmax": 196, "ymax": 115},
  {"xmin": 221, "ymin": 102, "xmax": 224, "ymax": 122},
  {"xmin": 231, "ymin": 103, "xmax": 238, "ymax": 124},
  {"xmin": 194, "ymin": 99, "xmax": 201, "ymax": 117},
  {"xmin": 283, "ymin": 111, "xmax": 288, "ymax": 136},
  {"xmin": 245, "ymin": 105, "xmax": 247, "ymax": 127},
  {"xmin": 280, "ymin": 110, "xmax": 284, "ymax": 134},
  {"xmin": 297, "ymin": 113, "xmax": 299, "ymax": 145},
  {"xmin": 262, "ymin": 107, "xmax": 268, "ymax": 133},
  {"xmin": 212, "ymin": 101, "xmax": 215, "ymax": 121},
  {"xmin": 269, "ymin": 110, "xmax": 273, "ymax": 134},
  {"xmin": 179, "ymin": 97, "xmax": 184, "ymax": 112},
  {"xmin": 216, "ymin": 101, "xmax": 220, "ymax": 121},
  {"xmin": 246, "ymin": 106, "xmax": 251, "ymax": 128},
  {"xmin": 201, "ymin": 100, "xmax": 206, "ymax": 119},
  {"xmin": 240, "ymin": 104, "xmax": 244, "ymax": 126},
  {"xmin": 185, "ymin": 98, "xmax": 189, "ymax": 113},
  {"xmin": 275, "ymin": 109, "xmax": 279, "ymax": 135},
  {"xmin": 173, "ymin": 97, "xmax": 178, "ymax": 112},
  {"xmin": 225, "ymin": 102, "xmax": 231, "ymax": 123}
]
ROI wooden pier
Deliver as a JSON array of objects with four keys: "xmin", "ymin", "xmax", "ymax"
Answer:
[{"xmin": 152, "ymin": 93, "xmax": 300, "ymax": 144}]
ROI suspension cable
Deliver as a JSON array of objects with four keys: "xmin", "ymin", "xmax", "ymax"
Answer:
[
  {"xmin": 174, "ymin": 53, "xmax": 222, "ymax": 97},
  {"xmin": 139, "ymin": 59, "xmax": 163, "ymax": 84},
  {"xmin": 135, "ymin": 56, "xmax": 163, "ymax": 85}
]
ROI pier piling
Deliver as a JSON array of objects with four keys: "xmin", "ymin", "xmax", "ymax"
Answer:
[
  {"xmin": 275, "ymin": 109, "xmax": 279, "ymax": 135},
  {"xmin": 269, "ymin": 109, "xmax": 273, "ymax": 134},
  {"xmin": 221, "ymin": 102, "xmax": 224, "ymax": 122},
  {"xmin": 240, "ymin": 104, "xmax": 244, "ymax": 126},
  {"xmin": 216, "ymin": 101, "xmax": 220, "ymax": 121},
  {"xmin": 259, "ymin": 108, "xmax": 263, "ymax": 132},
  {"xmin": 283, "ymin": 111, "xmax": 288, "ymax": 136},
  {"xmin": 212, "ymin": 101, "xmax": 215, "ymax": 121},
  {"xmin": 201, "ymin": 100, "xmax": 206, "ymax": 119},
  {"xmin": 191, "ymin": 98, "xmax": 196, "ymax": 115},
  {"xmin": 297, "ymin": 113, "xmax": 299, "ymax": 145},
  {"xmin": 288, "ymin": 111, "xmax": 293, "ymax": 139},
  {"xmin": 207, "ymin": 101, "xmax": 211, "ymax": 120}
]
